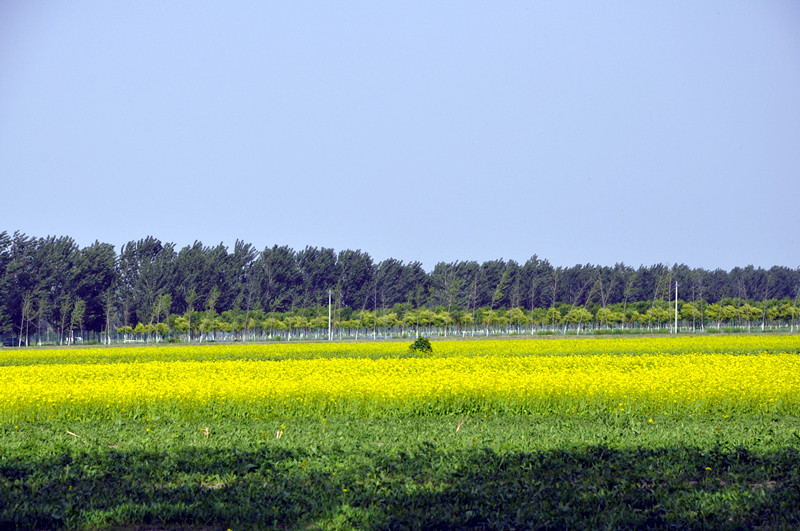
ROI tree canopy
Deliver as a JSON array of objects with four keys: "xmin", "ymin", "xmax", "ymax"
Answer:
[{"xmin": 1, "ymin": 230, "xmax": 799, "ymax": 343}]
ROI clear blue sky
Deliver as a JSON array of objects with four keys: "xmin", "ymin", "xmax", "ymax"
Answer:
[{"xmin": 2, "ymin": 1, "xmax": 798, "ymax": 271}]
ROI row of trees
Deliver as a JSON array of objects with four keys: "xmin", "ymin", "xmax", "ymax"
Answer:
[
  {"xmin": 107, "ymin": 297, "xmax": 800, "ymax": 344},
  {"xmin": 2, "ymin": 231, "xmax": 799, "ymax": 345}
]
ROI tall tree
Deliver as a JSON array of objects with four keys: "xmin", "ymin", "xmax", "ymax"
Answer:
[
  {"xmin": 117, "ymin": 237, "xmax": 174, "ymax": 325},
  {"xmin": 70, "ymin": 298, "xmax": 86, "ymax": 342},
  {"xmin": 296, "ymin": 246, "xmax": 338, "ymax": 308},
  {"xmin": 400, "ymin": 261, "xmax": 430, "ymax": 308},
  {"xmin": 3, "ymin": 232, "xmax": 37, "ymax": 340},
  {"xmin": 476, "ymin": 259, "xmax": 506, "ymax": 308},
  {"xmin": 484, "ymin": 266, "xmax": 511, "ymax": 333},
  {"xmin": 174, "ymin": 241, "xmax": 210, "ymax": 314},
  {"xmin": 373, "ymin": 258, "xmax": 407, "ymax": 309},
  {"xmin": 256, "ymin": 245, "xmax": 299, "ymax": 312},
  {"xmin": 452, "ymin": 261, "xmax": 480, "ymax": 312},
  {"xmin": 0, "ymin": 231, "xmax": 12, "ymax": 334},
  {"xmin": 336, "ymin": 249, "xmax": 374, "ymax": 310},
  {"xmin": 431, "ymin": 261, "xmax": 463, "ymax": 315},
  {"xmin": 75, "ymin": 241, "xmax": 117, "ymax": 333},
  {"xmin": 29, "ymin": 236, "xmax": 81, "ymax": 341}
]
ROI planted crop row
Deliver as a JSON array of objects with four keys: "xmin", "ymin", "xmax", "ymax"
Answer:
[
  {"xmin": 2, "ymin": 336, "xmax": 799, "ymax": 422},
  {"xmin": 2, "ymin": 335, "xmax": 798, "ymax": 366}
]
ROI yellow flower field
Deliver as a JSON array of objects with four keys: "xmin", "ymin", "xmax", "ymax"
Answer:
[{"xmin": 1, "ymin": 336, "xmax": 799, "ymax": 421}]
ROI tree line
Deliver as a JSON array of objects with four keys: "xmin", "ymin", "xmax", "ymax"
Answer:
[{"xmin": 1, "ymin": 231, "xmax": 799, "ymax": 345}]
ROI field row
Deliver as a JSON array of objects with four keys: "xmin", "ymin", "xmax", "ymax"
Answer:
[
  {"xmin": 2, "ymin": 334, "xmax": 798, "ymax": 366},
  {"xmin": 2, "ymin": 336, "xmax": 799, "ymax": 421}
]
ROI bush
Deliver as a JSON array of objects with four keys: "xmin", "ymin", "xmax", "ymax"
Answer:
[{"xmin": 409, "ymin": 336, "xmax": 433, "ymax": 354}]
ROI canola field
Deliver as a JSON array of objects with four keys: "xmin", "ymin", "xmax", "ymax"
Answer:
[
  {"xmin": 3, "ymin": 335, "xmax": 800, "ymax": 529},
  {"xmin": 2, "ymin": 335, "xmax": 799, "ymax": 422}
]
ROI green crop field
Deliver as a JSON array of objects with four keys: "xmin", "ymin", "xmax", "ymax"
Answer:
[{"xmin": 2, "ymin": 336, "xmax": 799, "ymax": 529}]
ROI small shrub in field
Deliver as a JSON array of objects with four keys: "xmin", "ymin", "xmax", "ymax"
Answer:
[{"xmin": 409, "ymin": 337, "xmax": 433, "ymax": 354}]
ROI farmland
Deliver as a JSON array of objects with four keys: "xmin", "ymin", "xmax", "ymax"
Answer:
[{"xmin": 2, "ymin": 336, "xmax": 800, "ymax": 529}]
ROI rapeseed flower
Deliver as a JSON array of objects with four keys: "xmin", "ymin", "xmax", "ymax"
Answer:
[{"xmin": 0, "ymin": 336, "xmax": 798, "ymax": 421}]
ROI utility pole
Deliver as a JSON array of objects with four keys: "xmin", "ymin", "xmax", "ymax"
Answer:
[
  {"xmin": 328, "ymin": 290, "xmax": 332, "ymax": 341},
  {"xmin": 675, "ymin": 281, "xmax": 678, "ymax": 334}
]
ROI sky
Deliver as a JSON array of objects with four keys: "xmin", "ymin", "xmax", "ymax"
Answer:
[{"xmin": 1, "ymin": 1, "xmax": 799, "ymax": 272}]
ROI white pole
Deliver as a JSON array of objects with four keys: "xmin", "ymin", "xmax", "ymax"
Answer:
[
  {"xmin": 675, "ymin": 281, "xmax": 678, "ymax": 334},
  {"xmin": 328, "ymin": 290, "xmax": 332, "ymax": 341}
]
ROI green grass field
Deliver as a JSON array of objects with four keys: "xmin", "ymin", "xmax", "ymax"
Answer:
[{"xmin": 3, "ymin": 416, "xmax": 800, "ymax": 529}]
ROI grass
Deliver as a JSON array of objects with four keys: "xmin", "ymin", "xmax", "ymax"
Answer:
[{"xmin": 2, "ymin": 415, "xmax": 800, "ymax": 529}]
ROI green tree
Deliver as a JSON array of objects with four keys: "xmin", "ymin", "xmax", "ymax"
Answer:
[
  {"xmin": 102, "ymin": 288, "xmax": 116, "ymax": 345},
  {"xmin": 595, "ymin": 307, "xmax": 615, "ymax": 329},
  {"xmin": 70, "ymin": 298, "xmax": 86, "ymax": 343},
  {"xmin": 681, "ymin": 302, "xmax": 702, "ymax": 330},
  {"xmin": 173, "ymin": 316, "xmax": 190, "ymax": 339},
  {"xmin": 721, "ymin": 304, "xmax": 738, "ymax": 325},
  {"xmin": 530, "ymin": 307, "xmax": 548, "ymax": 327},
  {"xmin": 152, "ymin": 293, "xmax": 172, "ymax": 326},
  {"xmin": 206, "ymin": 286, "xmax": 220, "ymax": 314},
  {"xmin": 408, "ymin": 336, "xmax": 433, "ymax": 354},
  {"xmin": 484, "ymin": 268, "xmax": 510, "ymax": 334},
  {"xmin": 506, "ymin": 307, "xmax": 529, "ymax": 331},
  {"xmin": 117, "ymin": 325, "xmax": 133, "ymax": 341},
  {"xmin": 377, "ymin": 312, "xmax": 399, "ymax": 331},
  {"xmin": 738, "ymin": 303, "xmax": 761, "ymax": 330},
  {"xmin": 545, "ymin": 307, "xmax": 562, "ymax": 329},
  {"xmin": 75, "ymin": 241, "xmax": 117, "ymax": 333},
  {"xmin": 18, "ymin": 294, "xmax": 33, "ymax": 347},
  {"xmin": 563, "ymin": 307, "xmax": 593, "ymax": 333}
]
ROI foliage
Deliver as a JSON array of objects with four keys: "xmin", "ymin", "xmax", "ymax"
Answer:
[
  {"xmin": 408, "ymin": 336, "xmax": 433, "ymax": 354},
  {"xmin": 2, "ymin": 231, "xmax": 800, "ymax": 342}
]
